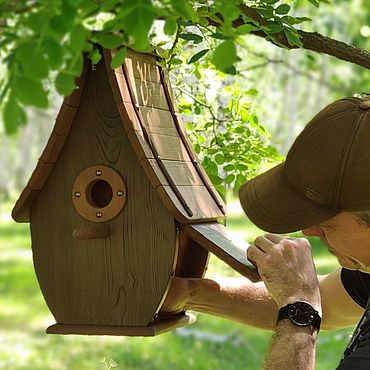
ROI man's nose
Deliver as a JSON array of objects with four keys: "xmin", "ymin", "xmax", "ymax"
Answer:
[{"xmin": 302, "ymin": 226, "xmax": 324, "ymax": 237}]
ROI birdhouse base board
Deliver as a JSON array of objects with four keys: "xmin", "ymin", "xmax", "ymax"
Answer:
[{"xmin": 46, "ymin": 312, "xmax": 196, "ymax": 337}]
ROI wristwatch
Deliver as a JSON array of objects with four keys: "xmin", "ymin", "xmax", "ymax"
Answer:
[{"xmin": 277, "ymin": 301, "xmax": 321, "ymax": 332}]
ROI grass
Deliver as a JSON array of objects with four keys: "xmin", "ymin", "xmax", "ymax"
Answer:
[{"xmin": 0, "ymin": 200, "xmax": 354, "ymax": 369}]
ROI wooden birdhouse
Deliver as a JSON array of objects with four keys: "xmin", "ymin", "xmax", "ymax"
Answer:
[{"xmin": 12, "ymin": 49, "xmax": 259, "ymax": 336}]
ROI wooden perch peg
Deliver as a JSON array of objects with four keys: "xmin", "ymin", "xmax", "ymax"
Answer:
[{"xmin": 73, "ymin": 225, "xmax": 110, "ymax": 240}]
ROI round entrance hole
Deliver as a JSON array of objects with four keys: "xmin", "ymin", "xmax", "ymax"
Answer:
[{"xmin": 88, "ymin": 180, "xmax": 113, "ymax": 208}]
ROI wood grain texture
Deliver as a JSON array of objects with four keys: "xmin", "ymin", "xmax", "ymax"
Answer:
[
  {"xmin": 27, "ymin": 160, "xmax": 54, "ymax": 191},
  {"xmin": 12, "ymin": 188, "xmax": 41, "ymax": 222},
  {"xmin": 54, "ymin": 104, "xmax": 78, "ymax": 136},
  {"xmin": 73, "ymin": 225, "xmax": 110, "ymax": 240},
  {"xmin": 117, "ymin": 73, "xmax": 172, "ymax": 111},
  {"xmin": 156, "ymin": 185, "xmax": 225, "ymax": 223},
  {"xmin": 40, "ymin": 132, "xmax": 67, "ymax": 164},
  {"xmin": 142, "ymin": 159, "xmax": 204, "ymax": 187},
  {"xmin": 175, "ymin": 231, "xmax": 209, "ymax": 278},
  {"xmin": 127, "ymin": 130, "xmax": 192, "ymax": 162},
  {"xmin": 30, "ymin": 58, "xmax": 177, "ymax": 327},
  {"xmin": 122, "ymin": 49, "xmax": 161, "ymax": 84},
  {"xmin": 46, "ymin": 312, "xmax": 196, "ymax": 336},
  {"xmin": 181, "ymin": 223, "xmax": 261, "ymax": 282},
  {"xmin": 117, "ymin": 102, "xmax": 178, "ymax": 136}
]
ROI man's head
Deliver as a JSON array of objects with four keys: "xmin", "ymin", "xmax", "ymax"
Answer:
[{"xmin": 239, "ymin": 97, "xmax": 370, "ymax": 234}]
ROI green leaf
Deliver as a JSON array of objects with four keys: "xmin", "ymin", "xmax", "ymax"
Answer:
[
  {"xmin": 178, "ymin": 33, "xmax": 203, "ymax": 43},
  {"xmin": 169, "ymin": 58, "xmax": 183, "ymax": 65},
  {"xmin": 188, "ymin": 49, "xmax": 209, "ymax": 64},
  {"xmin": 3, "ymin": 95, "xmax": 26, "ymax": 135},
  {"xmin": 275, "ymin": 4, "xmax": 290, "ymax": 15},
  {"xmin": 214, "ymin": 184, "xmax": 226, "ymax": 199},
  {"xmin": 308, "ymin": 0, "xmax": 320, "ymax": 7},
  {"xmin": 97, "ymin": 33, "xmax": 124, "ymax": 49},
  {"xmin": 225, "ymin": 174, "xmax": 235, "ymax": 184},
  {"xmin": 210, "ymin": 175, "xmax": 223, "ymax": 185},
  {"xmin": 26, "ymin": 11, "xmax": 48, "ymax": 33},
  {"xmin": 194, "ymin": 143, "xmax": 201, "ymax": 154},
  {"xmin": 204, "ymin": 158, "xmax": 218, "ymax": 176},
  {"xmin": 119, "ymin": 0, "xmax": 156, "ymax": 51},
  {"xmin": 215, "ymin": 154, "xmax": 225, "ymax": 164},
  {"xmin": 16, "ymin": 42, "xmax": 49, "ymax": 79},
  {"xmin": 262, "ymin": 23, "xmax": 284, "ymax": 34},
  {"xmin": 171, "ymin": 0, "xmax": 197, "ymax": 21},
  {"xmin": 209, "ymin": 33, "xmax": 231, "ymax": 40},
  {"xmin": 283, "ymin": 28, "xmax": 303, "ymax": 47},
  {"xmin": 43, "ymin": 37, "xmax": 63, "ymax": 69},
  {"xmin": 89, "ymin": 48, "xmax": 102, "ymax": 64},
  {"xmin": 55, "ymin": 72, "xmax": 76, "ymax": 96},
  {"xmin": 224, "ymin": 164, "xmax": 234, "ymax": 171},
  {"xmin": 256, "ymin": 7, "xmax": 274, "ymax": 19},
  {"xmin": 69, "ymin": 24, "xmax": 90, "ymax": 53},
  {"xmin": 111, "ymin": 47, "xmax": 127, "ymax": 69},
  {"xmin": 212, "ymin": 40, "xmax": 237, "ymax": 72},
  {"xmin": 14, "ymin": 76, "xmax": 48, "ymax": 108},
  {"xmin": 236, "ymin": 164, "xmax": 249, "ymax": 171},
  {"xmin": 246, "ymin": 88, "xmax": 258, "ymax": 95},
  {"xmin": 164, "ymin": 17, "xmax": 178, "ymax": 35},
  {"xmin": 50, "ymin": 15, "xmax": 71, "ymax": 34},
  {"xmin": 235, "ymin": 24, "xmax": 257, "ymax": 35},
  {"xmin": 194, "ymin": 106, "xmax": 201, "ymax": 114}
]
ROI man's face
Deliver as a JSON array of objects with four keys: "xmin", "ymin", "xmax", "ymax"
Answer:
[{"xmin": 302, "ymin": 212, "xmax": 370, "ymax": 273}]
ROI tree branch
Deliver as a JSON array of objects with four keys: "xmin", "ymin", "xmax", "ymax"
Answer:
[{"xmin": 208, "ymin": 4, "xmax": 370, "ymax": 70}]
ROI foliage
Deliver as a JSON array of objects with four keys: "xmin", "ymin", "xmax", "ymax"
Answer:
[
  {"xmin": 0, "ymin": 202, "xmax": 350, "ymax": 370},
  {"xmin": 0, "ymin": 0, "xmax": 320, "ymax": 133},
  {"xmin": 0, "ymin": 0, "xmax": 338, "ymax": 195},
  {"xmin": 169, "ymin": 45, "xmax": 282, "ymax": 195}
]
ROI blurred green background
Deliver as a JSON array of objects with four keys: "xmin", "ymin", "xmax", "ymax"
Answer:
[
  {"xmin": 1, "ymin": 0, "xmax": 369, "ymax": 368},
  {"xmin": 0, "ymin": 198, "xmax": 352, "ymax": 370}
]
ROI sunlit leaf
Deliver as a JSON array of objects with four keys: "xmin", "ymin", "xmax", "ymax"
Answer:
[
  {"xmin": 14, "ymin": 76, "xmax": 48, "ymax": 108},
  {"xmin": 284, "ymin": 28, "xmax": 303, "ymax": 47},
  {"xmin": 179, "ymin": 33, "xmax": 203, "ymax": 43},
  {"xmin": 275, "ymin": 4, "xmax": 290, "ymax": 15},
  {"xmin": 55, "ymin": 72, "xmax": 76, "ymax": 96},
  {"xmin": 171, "ymin": 0, "xmax": 197, "ymax": 21},
  {"xmin": 3, "ymin": 95, "xmax": 26, "ymax": 135},
  {"xmin": 16, "ymin": 42, "xmax": 49, "ymax": 79},
  {"xmin": 43, "ymin": 37, "xmax": 63, "ymax": 69},
  {"xmin": 89, "ymin": 48, "xmax": 102, "ymax": 64},
  {"xmin": 97, "ymin": 33, "xmax": 124, "ymax": 48},
  {"xmin": 164, "ymin": 17, "xmax": 177, "ymax": 35},
  {"xmin": 212, "ymin": 40, "xmax": 237, "ymax": 72},
  {"xmin": 188, "ymin": 49, "xmax": 209, "ymax": 64},
  {"xmin": 111, "ymin": 47, "xmax": 127, "ymax": 69},
  {"xmin": 119, "ymin": 0, "xmax": 155, "ymax": 51}
]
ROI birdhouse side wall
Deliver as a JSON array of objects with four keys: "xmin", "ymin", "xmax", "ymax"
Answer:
[{"xmin": 30, "ymin": 59, "xmax": 177, "ymax": 326}]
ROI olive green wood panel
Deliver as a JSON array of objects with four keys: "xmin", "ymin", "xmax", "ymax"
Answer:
[{"xmin": 30, "ymin": 58, "xmax": 177, "ymax": 326}]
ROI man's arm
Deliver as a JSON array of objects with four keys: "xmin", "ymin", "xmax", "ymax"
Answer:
[
  {"xmin": 248, "ymin": 234, "xmax": 321, "ymax": 370},
  {"xmin": 162, "ymin": 268, "xmax": 363, "ymax": 331}
]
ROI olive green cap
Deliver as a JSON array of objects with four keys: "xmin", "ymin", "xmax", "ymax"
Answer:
[{"xmin": 239, "ymin": 97, "xmax": 370, "ymax": 233}]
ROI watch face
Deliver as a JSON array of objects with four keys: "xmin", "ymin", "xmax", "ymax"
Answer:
[{"xmin": 287, "ymin": 301, "xmax": 316, "ymax": 326}]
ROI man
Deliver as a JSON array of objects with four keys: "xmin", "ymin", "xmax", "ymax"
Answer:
[{"xmin": 163, "ymin": 97, "xmax": 370, "ymax": 369}]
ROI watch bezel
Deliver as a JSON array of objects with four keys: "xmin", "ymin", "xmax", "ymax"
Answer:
[{"xmin": 287, "ymin": 301, "xmax": 317, "ymax": 327}]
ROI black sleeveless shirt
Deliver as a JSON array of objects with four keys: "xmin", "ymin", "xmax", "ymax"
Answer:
[{"xmin": 336, "ymin": 268, "xmax": 370, "ymax": 369}]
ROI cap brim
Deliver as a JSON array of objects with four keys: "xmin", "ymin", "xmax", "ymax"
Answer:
[{"xmin": 238, "ymin": 163, "xmax": 338, "ymax": 233}]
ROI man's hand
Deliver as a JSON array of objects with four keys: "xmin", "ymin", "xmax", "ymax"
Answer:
[
  {"xmin": 247, "ymin": 234, "xmax": 321, "ymax": 311},
  {"xmin": 160, "ymin": 277, "xmax": 189, "ymax": 314}
]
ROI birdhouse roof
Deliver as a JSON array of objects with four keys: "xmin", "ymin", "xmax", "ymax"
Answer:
[{"xmin": 12, "ymin": 49, "xmax": 226, "ymax": 223}]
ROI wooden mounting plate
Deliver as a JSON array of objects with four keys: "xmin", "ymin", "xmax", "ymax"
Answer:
[{"xmin": 46, "ymin": 312, "xmax": 195, "ymax": 337}]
